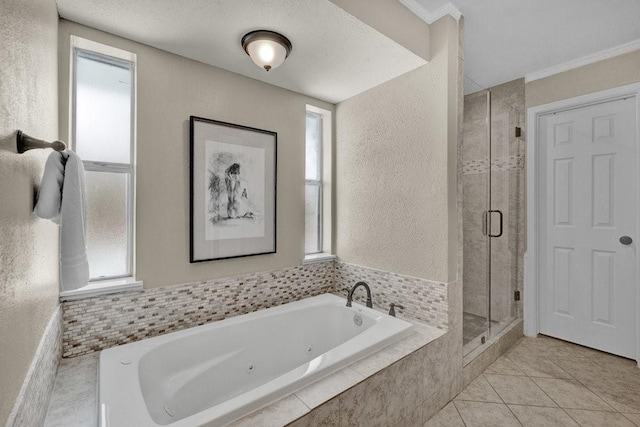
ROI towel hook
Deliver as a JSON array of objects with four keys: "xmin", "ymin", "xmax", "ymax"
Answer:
[{"xmin": 16, "ymin": 130, "xmax": 66, "ymax": 153}]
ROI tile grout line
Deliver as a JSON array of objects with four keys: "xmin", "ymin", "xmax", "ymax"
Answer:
[
  {"xmin": 543, "ymin": 362, "xmax": 620, "ymax": 413},
  {"xmin": 622, "ymin": 412, "xmax": 640, "ymax": 427},
  {"xmin": 508, "ymin": 349, "xmax": 586, "ymax": 425},
  {"xmin": 545, "ymin": 358, "xmax": 576, "ymax": 380},
  {"xmin": 520, "ymin": 364, "xmax": 587, "ymax": 413},
  {"xmin": 565, "ymin": 407, "xmax": 636, "ymax": 415},
  {"xmin": 292, "ymin": 393, "xmax": 312, "ymax": 424},
  {"xmin": 558, "ymin": 407, "xmax": 581, "ymax": 426},
  {"xmin": 292, "ymin": 393, "xmax": 312, "ymax": 412},
  {"xmin": 476, "ymin": 344, "xmax": 592, "ymax": 423},
  {"xmin": 505, "ymin": 353, "xmax": 574, "ymax": 380},
  {"xmin": 504, "ymin": 404, "xmax": 525, "ymax": 427},
  {"xmin": 481, "ymin": 373, "xmax": 524, "ymax": 426},
  {"xmin": 565, "ymin": 371, "xmax": 622, "ymax": 413},
  {"xmin": 436, "ymin": 337, "xmax": 639, "ymax": 425},
  {"xmin": 520, "ymin": 349, "xmax": 620, "ymax": 414},
  {"xmin": 489, "ymin": 356, "xmax": 526, "ymax": 376},
  {"xmin": 454, "ymin": 398, "xmax": 504, "ymax": 404},
  {"xmin": 451, "ymin": 401, "xmax": 469, "ymax": 427},
  {"xmin": 480, "ymin": 373, "xmax": 507, "ymax": 405},
  {"xmin": 519, "ymin": 373, "xmax": 563, "ymax": 410}
]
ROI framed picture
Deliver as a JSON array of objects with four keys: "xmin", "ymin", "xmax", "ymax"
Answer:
[{"xmin": 190, "ymin": 116, "xmax": 276, "ymax": 262}]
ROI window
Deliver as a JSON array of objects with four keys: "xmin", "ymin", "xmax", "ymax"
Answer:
[
  {"xmin": 71, "ymin": 37, "xmax": 136, "ymax": 283},
  {"xmin": 305, "ymin": 106, "xmax": 332, "ymax": 258},
  {"xmin": 305, "ymin": 111, "xmax": 323, "ymax": 254}
]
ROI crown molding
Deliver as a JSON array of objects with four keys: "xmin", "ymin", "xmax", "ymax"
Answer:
[
  {"xmin": 399, "ymin": 0, "xmax": 461, "ymax": 24},
  {"xmin": 431, "ymin": 2, "xmax": 462, "ymax": 22},
  {"xmin": 525, "ymin": 38, "xmax": 640, "ymax": 83}
]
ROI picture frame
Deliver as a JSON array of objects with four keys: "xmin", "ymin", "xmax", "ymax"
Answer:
[{"xmin": 190, "ymin": 116, "xmax": 277, "ymax": 262}]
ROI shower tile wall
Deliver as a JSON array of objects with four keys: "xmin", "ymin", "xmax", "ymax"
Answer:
[
  {"xmin": 463, "ymin": 91, "xmax": 489, "ymax": 318},
  {"xmin": 462, "ymin": 78, "xmax": 525, "ymax": 321}
]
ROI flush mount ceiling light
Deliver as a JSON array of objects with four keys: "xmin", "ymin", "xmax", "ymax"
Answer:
[{"xmin": 241, "ymin": 30, "xmax": 292, "ymax": 72}]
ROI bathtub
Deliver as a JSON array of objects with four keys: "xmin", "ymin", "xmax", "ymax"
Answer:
[{"xmin": 98, "ymin": 293, "xmax": 414, "ymax": 426}]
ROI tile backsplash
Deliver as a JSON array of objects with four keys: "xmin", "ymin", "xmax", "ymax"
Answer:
[
  {"xmin": 62, "ymin": 260, "xmax": 450, "ymax": 358},
  {"xmin": 62, "ymin": 262, "xmax": 334, "ymax": 358},
  {"xmin": 335, "ymin": 262, "xmax": 448, "ymax": 330}
]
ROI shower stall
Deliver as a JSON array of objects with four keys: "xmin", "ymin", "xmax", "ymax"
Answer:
[{"xmin": 462, "ymin": 78, "xmax": 525, "ymax": 354}]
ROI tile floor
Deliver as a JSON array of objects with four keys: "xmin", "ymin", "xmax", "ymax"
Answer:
[{"xmin": 427, "ymin": 335, "xmax": 640, "ymax": 426}]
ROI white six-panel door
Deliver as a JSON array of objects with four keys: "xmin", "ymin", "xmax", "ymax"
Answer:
[{"xmin": 539, "ymin": 96, "xmax": 637, "ymax": 358}]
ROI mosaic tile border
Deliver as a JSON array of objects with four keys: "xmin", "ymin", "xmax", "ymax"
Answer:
[
  {"xmin": 62, "ymin": 260, "xmax": 452, "ymax": 358},
  {"xmin": 62, "ymin": 262, "xmax": 335, "ymax": 357},
  {"xmin": 334, "ymin": 262, "xmax": 448, "ymax": 330},
  {"xmin": 7, "ymin": 306, "xmax": 62, "ymax": 427},
  {"xmin": 462, "ymin": 155, "xmax": 524, "ymax": 175}
]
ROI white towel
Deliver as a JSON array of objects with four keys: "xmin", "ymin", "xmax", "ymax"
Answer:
[{"xmin": 35, "ymin": 150, "xmax": 89, "ymax": 291}]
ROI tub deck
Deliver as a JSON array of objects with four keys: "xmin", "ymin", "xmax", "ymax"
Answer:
[{"xmin": 45, "ymin": 302, "xmax": 444, "ymax": 426}]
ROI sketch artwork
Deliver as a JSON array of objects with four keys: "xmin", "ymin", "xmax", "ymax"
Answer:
[
  {"xmin": 204, "ymin": 140, "xmax": 265, "ymax": 241},
  {"xmin": 190, "ymin": 116, "xmax": 276, "ymax": 262}
]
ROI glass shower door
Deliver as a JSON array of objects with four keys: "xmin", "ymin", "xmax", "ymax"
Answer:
[
  {"xmin": 462, "ymin": 83, "xmax": 490, "ymax": 354},
  {"xmin": 487, "ymin": 92, "xmax": 521, "ymax": 340},
  {"xmin": 462, "ymin": 82, "xmax": 522, "ymax": 354}
]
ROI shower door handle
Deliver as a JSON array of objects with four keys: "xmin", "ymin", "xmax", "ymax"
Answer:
[
  {"xmin": 482, "ymin": 211, "xmax": 488, "ymax": 236},
  {"xmin": 488, "ymin": 209, "xmax": 503, "ymax": 238}
]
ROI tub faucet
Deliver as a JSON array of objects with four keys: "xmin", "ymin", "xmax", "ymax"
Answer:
[
  {"xmin": 346, "ymin": 281, "xmax": 373, "ymax": 308},
  {"xmin": 388, "ymin": 303, "xmax": 405, "ymax": 317}
]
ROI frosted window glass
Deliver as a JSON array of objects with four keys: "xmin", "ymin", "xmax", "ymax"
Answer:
[
  {"xmin": 305, "ymin": 184, "xmax": 321, "ymax": 254},
  {"xmin": 305, "ymin": 112, "xmax": 322, "ymax": 180},
  {"xmin": 75, "ymin": 53, "xmax": 132, "ymax": 164},
  {"xmin": 85, "ymin": 171, "xmax": 129, "ymax": 279}
]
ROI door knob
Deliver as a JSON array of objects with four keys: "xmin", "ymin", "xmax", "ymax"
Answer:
[{"xmin": 620, "ymin": 236, "xmax": 633, "ymax": 245}]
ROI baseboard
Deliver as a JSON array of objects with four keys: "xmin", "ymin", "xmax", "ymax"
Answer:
[{"xmin": 6, "ymin": 306, "xmax": 62, "ymax": 427}]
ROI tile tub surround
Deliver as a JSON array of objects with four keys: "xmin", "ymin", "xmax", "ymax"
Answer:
[
  {"xmin": 44, "ymin": 353, "xmax": 98, "ymax": 427},
  {"xmin": 44, "ymin": 320, "xmax": 447, "ymax": 427},
  {"xmin": 428, "ymin": 335, "xmax": 640, "ymax": 426},
  {"xmin": 63, "ymin": 260, "xmax": 453, "ymax": 358},
  {"xmin": 7, "ymin": 306, "xmax": 62, "ymax": 427},
  {"xmin": 267, "ymin": 280, "xmax": 465, "ymax": 427},
  {"xmin": 335, "ymin": 262, "xmax": 449, "ymax": 331},
  {"xmin": 62, "ymin": 261, "xmax": 335, "ymax": 358}
]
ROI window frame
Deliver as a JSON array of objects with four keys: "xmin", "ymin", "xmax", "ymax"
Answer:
[
  {"xmin": 304, "ymin": 105, "xmax": 333, "ymax": 262},
  {"xmin": 70, "ymin": 37, "xmax": 137, "ymax": 283},
  {"xmin": 305, "ymin": 111, "xmax": 324, "ymax": 255}
]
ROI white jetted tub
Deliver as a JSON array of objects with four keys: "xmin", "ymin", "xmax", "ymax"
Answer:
[{"xmin": 98, "ymin": 293, "xmax": 414, "ymax": 426}]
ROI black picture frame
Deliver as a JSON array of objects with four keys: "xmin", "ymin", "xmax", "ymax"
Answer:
[{"xmin": 189, "ymin": 116, "xmax": 277, "ymax": 262}]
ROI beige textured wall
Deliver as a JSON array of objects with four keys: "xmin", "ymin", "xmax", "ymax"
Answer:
[
  {"xmin": 444, "ymin": 17, "xmax": 461, "ymax": 282},
  {"xmin": 335, "ymin": 17, "xmax": 459, "ymax": 283},
  {"xmin": 0, "ymin": 0, "xmax": 60, "ymax": 422},
  {"xmin": 328, "ymin": 0, "xmax": 430, "ymax": 61},
  {"xmin": 526, "ymin": 49, "xmax": 640, "ymax": 108},
  {"xmin": 58, "ymin": 21, "xmax": 334, "ymax": 289}
]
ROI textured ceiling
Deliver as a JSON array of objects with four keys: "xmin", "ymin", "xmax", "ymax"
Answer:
[
  {"xmin": 56, "ymin": 0, "xmax": 427, "ymax": 104},
  {"xmin": 412, "ymin": 0, "xmax": 640, "ymax": 93}
]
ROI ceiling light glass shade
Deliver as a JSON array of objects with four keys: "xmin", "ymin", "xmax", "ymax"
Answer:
[{"xmin": 242, "ymin": 30, "xmax": 292, "ymax": 72}]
